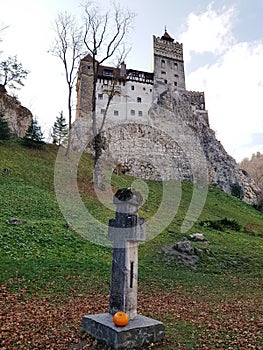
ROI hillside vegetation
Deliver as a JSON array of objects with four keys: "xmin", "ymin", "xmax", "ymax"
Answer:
[{"xmin": 0, "ymin": 139, "xmax": 262, "ymax": 349}]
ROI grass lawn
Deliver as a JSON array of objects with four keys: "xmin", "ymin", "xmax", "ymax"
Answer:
[{"xmin": 0, "ymin": 139, "xmax": 262, "ymax": 349}]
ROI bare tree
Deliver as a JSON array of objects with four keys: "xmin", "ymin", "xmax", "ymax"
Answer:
[
  {"xmin": 50, "ymin": 12, "xmax": 84, "ymax": 155},
  {"xmin": 239, "ymin": 152, "xmax": 263, "ymax": 192},
  {"xmin": 82, "ymin": 1, "xmax": 135, "ymax": 188}
]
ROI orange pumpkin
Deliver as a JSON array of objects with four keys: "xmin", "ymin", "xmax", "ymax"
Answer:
[{"xmin": 113, "ymin": 311, "xmax": 129, "ymax": 327}]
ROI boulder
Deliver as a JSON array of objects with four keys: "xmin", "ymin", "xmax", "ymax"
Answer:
[{"xmin": 188, "ymin": 233, "xmax": 206, "ymax": 241}]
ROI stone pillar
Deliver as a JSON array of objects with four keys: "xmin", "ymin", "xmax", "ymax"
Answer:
[
  {"xmin": 108, "ymin": 188, "xmax": 146, "ymax": 319},
  {"xmin": 82, "ymin": 188, "xmax": 164, "ymax": 349}
]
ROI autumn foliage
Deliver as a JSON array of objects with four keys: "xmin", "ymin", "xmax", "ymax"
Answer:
[{"xmin": 1, "ymin": 284, "xmax": 262, "ymax": 349}]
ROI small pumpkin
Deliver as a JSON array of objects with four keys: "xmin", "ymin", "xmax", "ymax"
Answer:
[{"xmin": 113, "ymin": 311, "xmax": 129, "ymax": 327}]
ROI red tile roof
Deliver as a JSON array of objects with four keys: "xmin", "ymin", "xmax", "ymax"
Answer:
[{"xmin": 161, "ymin": 30, "xmax": 174, "ymax": 42}]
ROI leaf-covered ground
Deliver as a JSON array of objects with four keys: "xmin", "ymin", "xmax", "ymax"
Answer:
[{"xmin": 1, "ymin": 284, "xmax": 262, "ymax": 349}]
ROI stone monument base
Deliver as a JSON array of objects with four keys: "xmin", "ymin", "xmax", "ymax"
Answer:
[{"xmin": 82, "ymin": 313, "xmax": 165, "ymax": 349}]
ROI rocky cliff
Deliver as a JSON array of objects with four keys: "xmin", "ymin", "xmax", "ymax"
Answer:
[
  {"xmin": 71, "ymin": 89, "xmax": 259, "ymax": 205},
  {"xmin": 0, "ymin": 84, "xmax": 32, "ymax": 137},
  {"xmin": 154, "ymin": 90, "xmax": 259, "ymax": 204}
]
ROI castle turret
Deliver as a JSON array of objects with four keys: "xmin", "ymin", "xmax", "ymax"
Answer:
[
  {"xmin": 153, "ymin": 29, "xmax": 186, "ymax": 98},
  {"xmin": 75, "ymin": 54, "xmax": 95, "ymax": 119}
]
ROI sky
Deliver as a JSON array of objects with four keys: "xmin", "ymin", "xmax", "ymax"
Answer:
[{"xmin": 1, "ymin": 0, "xmax": 263, "ymax": 162}]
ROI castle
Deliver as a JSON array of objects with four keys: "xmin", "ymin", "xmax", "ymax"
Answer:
[
  {"xmin": 73, "ymin": 30, "xmax": 259, "ymax": 205},
  {"xmin": 75, "ymin": 29, "xmax": 205, "ymax": 121}
]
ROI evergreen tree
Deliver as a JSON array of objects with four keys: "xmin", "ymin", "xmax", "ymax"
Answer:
[
  {"xmin": 52, "ymin": 111, "xmax": 68, "ymax": 145},
  {"xmin": 0, "ymin": 110, "xmax": 10, "ymax": 140},
  {"xmin": 23, "ymin": 117, "xmax": 45, "ymax": 148}
]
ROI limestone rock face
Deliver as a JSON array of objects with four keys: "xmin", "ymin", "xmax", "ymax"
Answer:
[
  {"xmin": 0, "ymin": 85, "xmax": 32, "ymax": 137},
  {"xmin": 71, "ymin": 89, "xmax": 259, "ymax": 206},
  {"xmin": 153, "ymin": 90, "xmax": 260, "ymax": 204}
]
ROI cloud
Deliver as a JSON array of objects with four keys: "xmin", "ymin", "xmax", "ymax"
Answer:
[
  {"xmin": 180, "ymin": 4, "xmax": 237, "ymax": 61},
  {"xmin": 180, "ymin": 3, "xmax": 263, "ymax": 162},
  {"xmin": 187, "ymin": 40, "xmax": 263, "ymax": 160}
]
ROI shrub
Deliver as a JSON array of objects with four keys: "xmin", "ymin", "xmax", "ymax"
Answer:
[
  {"xmin": 231, "ymin": 182, "xmax": 243, "ymax": 199},
  {"xmin": 0, "ymin": 110, "xmax": 10, "ymax": 140},
  {"xmin": 200, "ymin": 217, "xmax": 242, "ymax": 231}
]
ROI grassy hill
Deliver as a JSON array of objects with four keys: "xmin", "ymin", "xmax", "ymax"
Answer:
[{"xmin": 0, "ymin": 138, "xmax": 262, "ymax": 349}]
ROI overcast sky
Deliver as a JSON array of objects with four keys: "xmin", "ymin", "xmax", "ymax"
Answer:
[{"xmin": 1, "ymin": 0, "xmax": 263, "ymax": 161}]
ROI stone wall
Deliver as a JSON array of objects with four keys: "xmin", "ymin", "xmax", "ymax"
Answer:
[{"xmin": 0, "ymin": 85, "xmax": 32, "ymax": 137}]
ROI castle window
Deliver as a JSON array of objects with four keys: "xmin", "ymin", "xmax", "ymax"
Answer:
[
  {"xmin": 98, "ymin": 93, "xmax": 103, "ymax": 100},
  {"xmin": 174, "ymin": 82, "xmax": 177, "ymax": 86},
  {"xmin": 130, "ymin": 109, "xmax": 135, "ymax": 116},
  {"xmin": 174, "ymin": 74, "xmax": 179, "ymax": 78},
  {"xmin": 131, "ymin": 85, "xmax": 135, "ymax": 90},
  {"xmin": 137, "ymin": 97, "xmax": 142, "ymax": 103},
  {"xmin": 174, "ymin": 62, "xmax": 178, "ymax": 70},
  {"xmin": 161, "ymin": 59, "xmax": 165, "ymax": 68},
  {"xmin": 103, "ymin": 69, "xmax": 113, "ymax": 77},
  {"xmin": 138, "ymin": 111, "xmax": 143, "ymax": 116},
  {"xmin": 101, "ymin": 108, "xmax": 105, "ymax": 114},
  {"xmin": 114, "ymin": 110, "xmax": 119, "ymax": 116},
  {"xmin": 161, "ymin": 71, "xmax": 166, "ymax": 75},
  {"xmin": 164, "ymin": 79, "xmax": 168, "ymax": 84},
  {"xmin": 143, "ymin": 87, "xmax": 146, "ymax": 91},
  {"xmin": 132, "ymin": 72, "xmax": 139, "ymax": 78},
  {"xmin": 150, "ymin": 89, "xmax": 152, "ymax": 92}
]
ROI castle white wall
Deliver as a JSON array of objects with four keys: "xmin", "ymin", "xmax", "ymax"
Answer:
[{"xmin": 95, "ymin": 80, "xmax": 153, "ymax": 121}]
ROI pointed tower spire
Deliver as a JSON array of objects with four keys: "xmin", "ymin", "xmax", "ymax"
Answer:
[{"xmin": 161, "ymin": 27, "xmax": 174, "ymax": 42}]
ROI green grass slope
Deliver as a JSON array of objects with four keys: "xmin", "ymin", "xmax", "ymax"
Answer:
[{"xmin": 0, "ymin": 139, "xmax": 262, "ymax": 349}]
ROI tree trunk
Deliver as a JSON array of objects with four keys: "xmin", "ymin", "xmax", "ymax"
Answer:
[
  {"xmin": 91, "ymin": 61, "xmax": 106, "ymax": 190},
  {"xmin": 93, "ymin": 132, "xmax": 105, "ymax": 190},
  {"xmin": 65, "ymin": 84, "xmax": 72, "ymax": 157}
]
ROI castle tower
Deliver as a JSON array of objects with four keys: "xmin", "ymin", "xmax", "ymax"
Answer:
[
  {"xmin": 75, "ymin": 54, "xmax": 95, "ymax": 119},
  {"xmin": 153, "ymin": 29, "xmax": 186, "ymax": 98}
]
